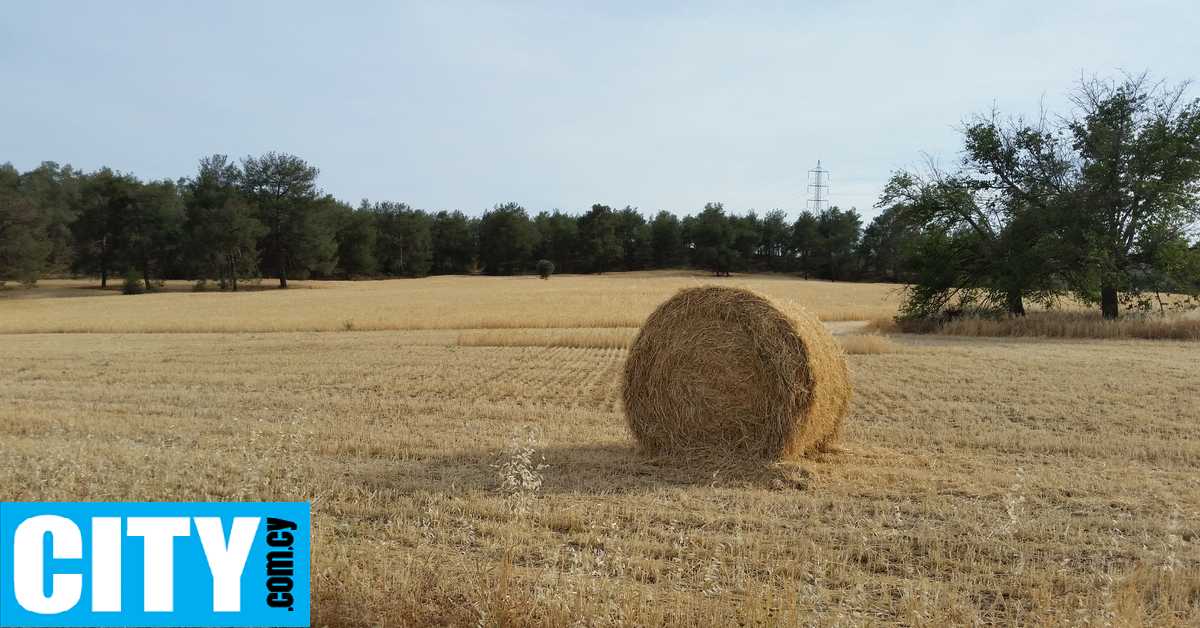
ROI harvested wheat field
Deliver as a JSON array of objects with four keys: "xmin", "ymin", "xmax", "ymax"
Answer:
[
  {"xmin": 1, "ymin": 272, "xmax": 1198, "ymax": 627},
  {"xmin": 0, "ymin": 272, "xmax": 898, "ymax": 333}
]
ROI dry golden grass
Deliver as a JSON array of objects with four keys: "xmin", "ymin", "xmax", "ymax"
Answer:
[
  {"xmin": 1, "ymin": 275, "xmax": 1197, "ymax": 626},
  {"xmin": 0, "ymin": 272, "xmax": 900, "ymax": 333},
  {"xmin": 838, "ymin": 333, "xmax": 919, "ymax": 354},
  {"xmin": 935, "ymin": 310, "xmax": 1200, "ymax": 340}
]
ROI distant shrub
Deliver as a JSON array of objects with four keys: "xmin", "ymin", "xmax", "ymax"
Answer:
[
  {"xmin": 536, "ymin": 259, "xmax": 554, "ymax": 280},
  {"xmin": 122, "ymin": 270, "xmax": 144, "ymax": 295},
  {"xmin": 193, "ymin": 279, "xmax": 209, "ymax": 292}
]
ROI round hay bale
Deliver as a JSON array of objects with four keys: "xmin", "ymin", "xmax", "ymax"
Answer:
[{"xmin": 622, "ymin": 285, "xmax": 851, "ymax": 460}]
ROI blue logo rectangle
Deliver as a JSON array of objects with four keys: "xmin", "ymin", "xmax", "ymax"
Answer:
[{"xmin": 1, "ymin": 502, "xmax": 309, "ymax": 627}]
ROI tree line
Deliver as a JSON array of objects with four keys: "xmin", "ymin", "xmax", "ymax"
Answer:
[
  {"xmin": 3, "ymin": 71, "xmax": 1196, "ymax": 320},
  {"xmin": 0, "ymin": 153, "xmax": 901, "ymax": 289}
]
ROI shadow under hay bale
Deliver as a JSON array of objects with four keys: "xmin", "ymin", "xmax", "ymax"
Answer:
[{"xmin": 622, "ymin": 285, "xmax": 851, "ymax": 461}]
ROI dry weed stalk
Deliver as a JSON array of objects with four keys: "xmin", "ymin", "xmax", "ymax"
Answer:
[
  {"xmin": 838, "ymin": 333, "xmax": 915, "ymax": 355},
  {"xmin": 492, "ymin": 427, "xmax": 548, "ymax": 516},
  {"xmin": 930, "ymin": 310, "xmax": 1200, "ymax": 340}
]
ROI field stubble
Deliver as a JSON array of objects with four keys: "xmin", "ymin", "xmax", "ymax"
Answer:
[
  {"xmin": 1, "ymin": 329, "xmax": 1197, "ymax": 626},
  {"xmin": 934, "ymin": 310, "xmax": 1200, "ymax": 341},
  {"xmin": 1, "ymin": 274, "xmax": 1197, "ymax": 626}
]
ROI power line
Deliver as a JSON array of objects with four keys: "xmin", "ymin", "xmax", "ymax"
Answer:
[
  {"xmin": 820, "ymin": 155, "xmax": 914, "ymax": 164},
  {"xmin": 753, "ymin": 189, "xmax": 809, "ymax": 210},
  {"xmin": 725, "ymin": 178, "xmax": 807, "ymax": 212},
  {"xmin": 719, "ymin": 167, "xmax": 809, "ymax": 205}
]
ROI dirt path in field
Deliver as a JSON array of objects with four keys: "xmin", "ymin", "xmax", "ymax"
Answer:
[{"xmin": 823, "ymin": 320, "xmax": 871, "ymax": 335}]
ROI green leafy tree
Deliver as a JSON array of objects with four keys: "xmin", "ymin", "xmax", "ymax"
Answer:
[
  {"xmin": 858, "ymin": 205, "xmax": 915, "ymax": 282},
  {"xmin": 292, "ymin": 197, "xmax": 340, "ymax": 280},
  {"xmin": 0, "ymin": 163, "xmax": 15, "ymax": 189},
  {"xmin": 791, "ymin": 211, "xmax": 820, "ymax": 278},
  {"xmin": 879, "ymin": 82, "xmax": 1094, "ymax": 318},
  {"xmin": 878, "ymin": 169, "xmax": 1061, "ymax": 318},
  {"xmin": 729, "ymin": 210, "xmax": 761, "ymax": 272},
  {"xmin": 577, "ymin": 204, "xmax": 624, "ymax": 273},
  {"xmin": 124, "ymin": 179, "xmax": 185, "ymax": 291},
  {"xmin": 204, "ymin": 197, "xmax": 265, "ymax": 290},
  {"xmin": 892, "ymin": 71, "xmax": 1200, "ymax": 320},
  {"xmin": 477, "ymin": 202, "xmax": 535, "ymax": 275},
  {"xmin": 536, "ymin": 259, "xmax": 554, "ymax": 279},
  {"xmin": 758, "ymin": 209, "xmax": 791, "ymax": 270},
  {"xmin": 330, "ymin": 201, "xmax": 378, "ymax": 277},
  {"xmin": 815, "ymin": 207, "xmax": 862, "ymax": 281},
  {"xmin": 690, "ymin": 202, "xmax": 738, "ymax": 276},
  {"xmin": 649, "ymin": 210, "xmax": 684, "ymax": 268},
  {"xmin": 187, "ymin": 156, "xmax": 266, "ymax": 288},
  {"xmin": 614, "ymin": 207, "xmax": 651, "ymax": 271},
  {"xmin": 1065, "ymin": 72, "xmax": 1200, "ymax": 317},
  {"xmin": 0, "ymin": 187, "xmax": 51, "ymax": 284},
  {"xmin": 533, "ymin": 210, "xmax": 579, "ymax": 273},
  {"xmin": 430, "ymin": 210, "xmax": 476, "ymax": 274},
  {"xmin": 73, "ymin": 168, "xmax": 140, "ymax": 287},
  {"xmin": 369, "ymin": 201, "xmax": 432, "ymax": 277},
  {"xmin": 241, "ymin": 152, "xmax": 337, "ymax": 287},
  {"xmin": 184, "ymin": 155, "xmax": 266, "ymax": 290},
  {"xmin": 879, "ymin": 175, "xmax": 992, "ymax": 319},
  {"xmin": 950, "ymin": 106, "xmax": 1089, "ymax": 316},
  {"xmin": 16, "ymin": 162, "xmax": 81, "ymax": 271}
]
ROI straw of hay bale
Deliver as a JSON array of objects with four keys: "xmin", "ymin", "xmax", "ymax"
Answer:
[{"xmin": 622, "ymin": 285, "xmax": 851, "ymax": 460}]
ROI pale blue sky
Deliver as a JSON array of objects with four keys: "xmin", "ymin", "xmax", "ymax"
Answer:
[{"xmin": 2, "ymin": 1, "xmax": 1197, "ymax": 220}]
